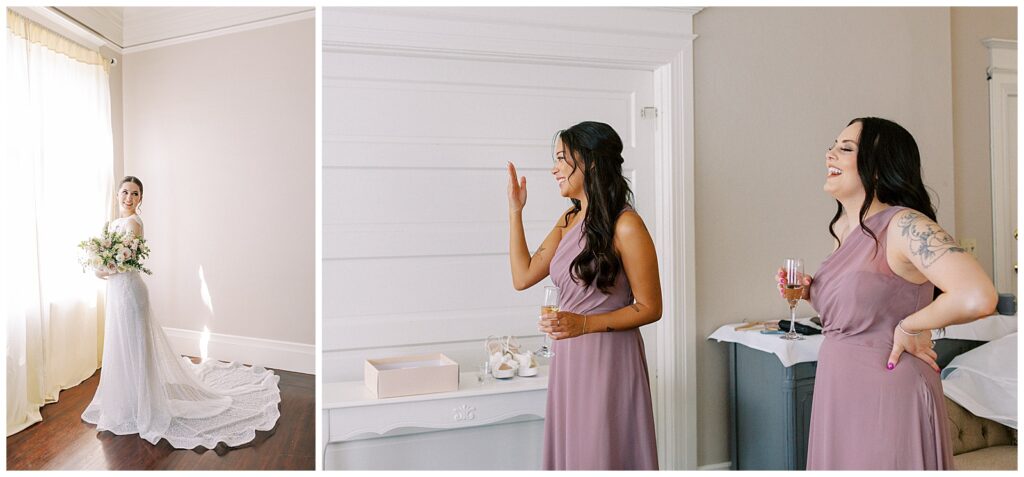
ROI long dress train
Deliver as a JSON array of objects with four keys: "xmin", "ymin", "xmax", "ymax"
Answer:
[{"xmin": 81, "ymin": 214, "xmax": 281, "ymax": 449}]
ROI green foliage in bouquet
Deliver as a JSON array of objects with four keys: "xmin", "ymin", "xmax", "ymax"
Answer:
[{"xmin": 78, "ymin": 223, "xmax": 152, "ymax": 275}]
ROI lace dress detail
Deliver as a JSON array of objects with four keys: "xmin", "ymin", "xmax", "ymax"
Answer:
[{"xmin": 81, "ymin": 215, "xmax": 281, "ymax": 448}]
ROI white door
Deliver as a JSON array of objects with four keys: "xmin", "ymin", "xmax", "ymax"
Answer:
[
  {"xmin": 986, "ymin": 40, "xmax": 1017, "ymax": 294},
  {"xmin": 1006, "ymin": 96, "xmax": 1016, "ymax": 293},
  {"xmin": 323, "ymin": 52, "xmax": 658, "ymax": 382}
]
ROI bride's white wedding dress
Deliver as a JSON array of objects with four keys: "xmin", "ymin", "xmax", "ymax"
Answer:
[{"xmin": 82, "ymin": 214, "xmax": 281, "ymax": 448}]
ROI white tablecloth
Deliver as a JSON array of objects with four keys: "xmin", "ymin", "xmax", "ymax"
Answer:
[
  {"xmin": 708, "ymin": 314, "xmax": 1017, "ymax": 368},
  {"xmin": 707, "ymin": 318, "xmax": 824, "ymax": 367}
]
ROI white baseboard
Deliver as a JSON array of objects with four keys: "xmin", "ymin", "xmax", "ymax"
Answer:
[
  {"xmin": 697, "ymin": 461, "xmax": 732, "ymax": 471},
  {"xmin": 163, "ymin": 327, "xmax": 314, "ymax": 375}
]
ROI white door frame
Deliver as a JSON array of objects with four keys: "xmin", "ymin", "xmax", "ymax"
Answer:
[
  {"xmin": 984, "ymin": 38, "xmax": 1017, "ymax": 294},
  {"xmin": 323, "ymin": 7, "xmax": 701, "ymax": 469}
]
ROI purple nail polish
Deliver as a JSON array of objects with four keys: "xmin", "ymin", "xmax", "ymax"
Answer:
[{"xmin": 886, "ymin": 363, "xmax": 894, "ymax": 370}]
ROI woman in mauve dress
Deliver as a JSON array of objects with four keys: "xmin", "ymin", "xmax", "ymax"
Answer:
[
  {"xmin": 506, "ymin": 121, "xmax": 661, "ymax": 470},
  {"xmin": 778, "ymin": 117, "xmax": 997, "ymax": 470}
]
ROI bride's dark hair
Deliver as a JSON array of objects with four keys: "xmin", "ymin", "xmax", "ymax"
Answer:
[
  {"xmin": 120, "ymin": 176, "xmax": 144, "ymax": 196},
  {"xmin": 556, "ymin": 121, "xmax": 634, "ymax": 294}
]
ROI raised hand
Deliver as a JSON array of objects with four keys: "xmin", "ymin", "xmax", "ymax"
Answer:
[{"xmin": 507, "ymin": 161, "xmax": 527, "ymax": 213}]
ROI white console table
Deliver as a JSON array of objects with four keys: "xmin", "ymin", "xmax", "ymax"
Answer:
[{"xmin": 323, "ymin": 366, "xmax": 549, "ymax": 469}]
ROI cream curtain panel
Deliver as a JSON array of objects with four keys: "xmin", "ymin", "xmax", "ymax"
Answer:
[{"xmin": 4, "ymin": 9, "xmax": 114, "ymax": 436}]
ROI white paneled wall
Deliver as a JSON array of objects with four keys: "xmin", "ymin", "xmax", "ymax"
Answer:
[
  {"xmin": 323, "ymin": 45, "xmax": 657, "ymax": 384},
  {"xmin": 322, "ymin": 7, "xmax": 699, "ymax": 469}
]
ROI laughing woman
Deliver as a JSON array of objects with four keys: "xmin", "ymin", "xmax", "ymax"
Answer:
[
  {"xmin": 507, "ymin": 121, "xmax": 661, "ymax": 470},
  {"xmin": 778, "ymin": 117, "xmax": 997, "ymax": 470}
]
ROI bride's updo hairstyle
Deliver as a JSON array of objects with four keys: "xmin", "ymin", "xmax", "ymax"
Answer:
[{"xmin": 121, "ymin": 176, "xmax": 144, "ymax": 196}]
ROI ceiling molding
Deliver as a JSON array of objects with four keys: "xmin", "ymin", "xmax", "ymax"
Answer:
[
  {"xmin": 54, "ymin": 7, "xmax": 123, "ymax": 47},
  {"xmin": 57, "ymin": 7, "xmax": 313, "ymax": 54},
  {"xmin": 322, "ymin": 8, "xmax": 698, "ymax": 71},
  {"xmin": 9, "ymin": 6, "xmax": 119, "ymax": 52},
  {"xmin": 121, "ymin": 9, "xmax": 313, "ymax": 55}
]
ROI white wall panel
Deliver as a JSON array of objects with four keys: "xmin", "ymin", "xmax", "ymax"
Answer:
[
  {"xmin": 323, "ymin": 46, "xmax": 655, "ymax": 384},
  {"xmin": 322, "ymin": 7, "xmax": 699, "ymax": 469}
]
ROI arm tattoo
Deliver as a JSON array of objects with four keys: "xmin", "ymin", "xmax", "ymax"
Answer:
[
  {"xmin": 630, "ymin": 303, "xmax": 641, "ymax": 312},
  {"xmin": 606, "ymin": 327, "xmax": 616, "ymax": 332},
  {"xmin": 896, "ymin": 211, "xmax": 965, "ymax": 268}
]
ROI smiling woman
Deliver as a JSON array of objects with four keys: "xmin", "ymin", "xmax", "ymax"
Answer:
[
  {"xmin": 507, "ymin": 121, "xmax": 662, "ymax": 470},
  {"xmin": 780, "ymin": 116, "xmax": 998, "ymax": 470},
  {"xmin": 5, "ymin": 5, "xmax": 315, "ymax": 471},
  {"xmin": 80, "ymin": 176, "xmax": 283, "ymax": 450}
]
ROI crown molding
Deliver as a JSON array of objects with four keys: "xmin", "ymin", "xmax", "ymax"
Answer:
[
  {"xmin": 121, "ymin": 9, "xmax": 314, "ymax": 55},
  {"xmin": 322, "ymin": 7, "xmax": 698, "ymax": 70},
  {"xmin": 9, "ymin": 6, "xmax": 120, "ymax": 53}
]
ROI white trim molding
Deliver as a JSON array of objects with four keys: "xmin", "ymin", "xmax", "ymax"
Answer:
[
  {"xmin": 121, "ymin": 9, "xmax": 314, "ymax": 54},
  {"xmin": 322, "ymin": 7, "xmax": 701, "ymax": 469},
  {"xmin": 984, "ymin": 38, "xmax": 1017, "ymax": 294},
  {"xmin": 39, "ymin": 7, "xmax": 315, "ymax": 55},
  {"xmin": 653, "ymin": 31, "xmax": 700, "ymax": 471},
  {"xmin": 163, "ymin": 327, "xmax": 314, "ymax": 375},
  {"xmin": 8, "ymin": 7, "xmax": 118, "ymax": 52},
  {"xmin": 323, "ymin": 7, "xmax": 697, "ymax": 71}
]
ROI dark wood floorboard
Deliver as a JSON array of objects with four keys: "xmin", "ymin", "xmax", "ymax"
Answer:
[{"xmin": 7, "ymin": 360, "xmax": 314, "ymax": 470}]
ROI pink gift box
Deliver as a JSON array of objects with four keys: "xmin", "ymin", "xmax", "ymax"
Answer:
[{"xmin": 364, "ymin": 353, "xmax": 460, "ymax": 399}]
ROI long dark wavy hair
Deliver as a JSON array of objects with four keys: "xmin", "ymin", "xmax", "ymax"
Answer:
[
  {"xmin": 555, "ymin": 121, "xmax": 634, "ymax": 294},
  {"xmin": 829, "ymin": 117, "xmax": 936, "ymax": 251}
]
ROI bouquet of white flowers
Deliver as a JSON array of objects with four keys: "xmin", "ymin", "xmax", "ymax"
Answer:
[{"xmin": 78, "ymin": 224, "xmax": 152, "ymax": 275}]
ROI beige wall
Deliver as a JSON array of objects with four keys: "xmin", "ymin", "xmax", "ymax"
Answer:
[
  {"xmin": 122, "ymin": 18, "xmax": 315, "ymax": 346},
  {"xmin": 693, "ymin": 7, "xmax": 956, "ymax": 466},
  {"xmin": 951, "ymin": 7, "xmax": 1017, "ymax": 281}
]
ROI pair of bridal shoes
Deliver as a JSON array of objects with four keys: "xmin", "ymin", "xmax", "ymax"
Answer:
[{"xmin": 484, "ymin": 335, "xmax": 539, "ymax": 379}]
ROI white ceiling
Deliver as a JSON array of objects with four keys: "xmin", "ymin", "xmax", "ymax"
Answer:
[{"xmin": 56, "ymin": 7, "xmax": 312, "ymax": 50}]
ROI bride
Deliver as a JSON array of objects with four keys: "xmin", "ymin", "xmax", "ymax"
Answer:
[{"xmin": 82, "ymin": 176, "xmax": 281, "ymax": 449}]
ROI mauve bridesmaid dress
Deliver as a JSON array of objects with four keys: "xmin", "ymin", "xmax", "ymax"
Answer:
[
  {"xmin": 807, "ymin": 206, "xmax": 954, "ymax": 470},
  {"xmin": 542, "ymin": 215, "xmax": 658, "ymax": 470}
]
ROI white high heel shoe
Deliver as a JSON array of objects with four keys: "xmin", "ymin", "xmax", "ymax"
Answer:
[
  {"xmin": 485, "ymin": 335, "xmax": 518, "ymax": 379},
  {"xmin": 506, "ymin": 336, "xmax": 539, "ymax": 377}
]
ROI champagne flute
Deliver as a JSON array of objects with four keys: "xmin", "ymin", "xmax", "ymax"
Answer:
[
  {"xmin": 781, "ymin": 258, "xmax": 805, "ymax": 341},
  {"xmin": 537, "ymin": 286, "xmax": 559, "ymax": 358}
]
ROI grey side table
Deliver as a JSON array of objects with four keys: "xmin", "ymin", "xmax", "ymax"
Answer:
[{"xmin": 728, "ymin": 342, "xmax": 817, "ymax": 470}]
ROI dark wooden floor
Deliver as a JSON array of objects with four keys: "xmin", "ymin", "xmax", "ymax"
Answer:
[{"xmin": 6, "ymin": 361, "xmax": 314, "ymax": 470}]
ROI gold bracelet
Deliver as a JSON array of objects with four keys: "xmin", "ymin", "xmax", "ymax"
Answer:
[
  {"xmin": 897, "ymin": 319, "xmax": 922, "ymax": 336},
  {"xmin": 582, "ymin": 315, "xmax": 588, "ymax": 335}
]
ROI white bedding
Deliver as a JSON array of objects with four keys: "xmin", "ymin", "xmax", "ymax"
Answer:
[{"xmin": 941, "ymin": 332, "xmax": 1017, "ymax": 429}]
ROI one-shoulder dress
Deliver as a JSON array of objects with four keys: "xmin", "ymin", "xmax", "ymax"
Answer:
[
  {"xmin": 807, "ymin": 206, "xmax": 954, "ymax": 469},
  {"xmin": 542, "ymin": 215, "xmax": 659, "ymax": 470}
]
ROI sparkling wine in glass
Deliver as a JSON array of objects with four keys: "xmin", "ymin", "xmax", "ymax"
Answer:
[
  {"xmin": 537, "ymin": 286, "xmax": 560, "ymax": 358},
  {"xmin": 781, "ymin": 258, "xmax": 805, "ymax": 341}
]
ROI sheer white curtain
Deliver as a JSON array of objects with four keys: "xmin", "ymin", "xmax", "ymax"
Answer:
[{"xmin": 4, "ymin": 10, "xmax": 114, "ymax": 436}]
